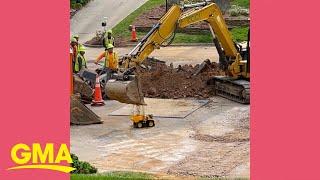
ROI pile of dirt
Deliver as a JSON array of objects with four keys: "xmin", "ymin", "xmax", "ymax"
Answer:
[
  {"xmin": 84, "ymin": 36, "xmax": 103, "ymax": 46},
  {"xmin": 136, "ymin": 58, "xmax": 225, "ymax": 99},
  {"xmin": 134, "ymin": 5, "xmax": 166, "ymax": 27},
  {"xmin": 84, "ymin": 35, "xmax": 128, "ymax": 47}
]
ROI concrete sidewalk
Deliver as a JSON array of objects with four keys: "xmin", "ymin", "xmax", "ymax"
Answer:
[{"xmin": 71, "ymin": 0, "xmax": 148, "ymax": 43}]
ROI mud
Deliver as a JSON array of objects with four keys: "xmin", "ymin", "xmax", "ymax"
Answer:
[
  {"xmin": 85, "ymin": 36, "xmax": 128, "ymax": 47},
  {"xmin": 167, "ymin": 105, "xmax": 250, "ymax": 178},
  {"xmin": 137, "ymin": 58, "xmax": 224, "ymax": 99},
  {"xmin": 192, "ymin": 116, "xmax": 249, "ymax": 143}
]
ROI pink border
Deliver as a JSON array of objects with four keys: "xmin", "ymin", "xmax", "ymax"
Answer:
[
  {"xmin": 251, "ymin": 0, "xmax": 320, "ymax": 179},
  {"xmin": 0, "ymin": 0, "xmax": 70, "ymax": 179},
  {"xmin": 1, "ymin": 0, "xmax": 320, "ymax": 179}
]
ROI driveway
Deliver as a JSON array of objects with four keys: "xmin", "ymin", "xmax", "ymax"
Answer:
[{"xmin": 71, "ymin": 0, "xmax": 148, "ymax": 43}]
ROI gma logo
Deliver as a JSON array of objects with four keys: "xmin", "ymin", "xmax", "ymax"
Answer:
[{"xmin": 7, "ymin": 143, "xmax": 75, "ymax": 173}]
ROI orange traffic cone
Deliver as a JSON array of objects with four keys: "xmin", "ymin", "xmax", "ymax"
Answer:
[
  {"xmin": 91, "ymin": 75, "xmax": 105, "ymax": 106},
  {"xmin": 130, "ymin": 25, "xmax": 138, "ymax": 42}
]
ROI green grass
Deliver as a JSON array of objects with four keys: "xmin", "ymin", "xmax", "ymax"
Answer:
[
  {"xmin": 113, "ymin": 0, "xmax": 248, "ymax": 44},
  {"xmin": 169, "ymin": 28, "xmax": 249, "ymax": 43},
  {"xmin": 199, "ymin": 178, "xmax": 249, "ymax": 180},
  {"xmin": 172, "ymin": 32, "xmax": 213, "ymax": 43},
  {"xmin": 231, "ymin": 0, "xmax": 250, "ymax": 8},
  {"xmin": 136, "ymin": 28, "xmax": 248, "ymax": 44},
  {"xmin": 136, "ymin": 31, "xmax": 213, "ymax": 44},
  {"xmin": 113, "ymin": 0, "xmax": 165, "ymax": 37},
  {"xmin": 71, "ymin": 172, "xmax": 154, "ymax": 180},
  {"xmin": 230, "ymin": 27, "xmax": 249, "ymax": 42}
]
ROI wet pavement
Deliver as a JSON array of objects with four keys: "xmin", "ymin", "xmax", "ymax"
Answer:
[{"xmin": 70, "ymin": 96, "xmax": 250, "ymax": 178}]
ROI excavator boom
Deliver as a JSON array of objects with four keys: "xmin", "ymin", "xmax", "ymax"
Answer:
[
  {"xmin": 106, "ymin": 2, "xmax": 250, "ymax": 104},
  {"xmin": 179, "ymin": 3, "xmax": 238, "ymax": 57},
  {"xmin": 106, "ymin": 5, "xmax": 182, "ymax": 104}
]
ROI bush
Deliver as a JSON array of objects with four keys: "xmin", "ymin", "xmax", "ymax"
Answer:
[
  {"xmin": 80, "ymin": 0, "xmax": 87, "ymax": 5},
  {"xmin": 74, "ymin": 3, "xmax": 83, "ymax": 10},
  {"xmin": 71, "ymin": 154, "xmax": 98, "ymax": 174},
  {"xmin": 70, "ymin": 0, "xmax": 91, "ymax": 9},
  {"xmin": 229, "ymin": 5, "xmax": 249, "ymax": 16}
]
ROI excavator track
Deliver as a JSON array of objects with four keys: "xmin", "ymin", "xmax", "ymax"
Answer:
[{"xmin": 213, "ymin": 76, "xmax": 250, "ymax": 104}]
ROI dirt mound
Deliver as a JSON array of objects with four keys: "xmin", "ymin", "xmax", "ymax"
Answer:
[
  {"xmin": 84, "ymin": 36, "xmax": 103, "ymax": 46},
  {"xmin": 137, "ymin": 58, "xmax": 224, "ymax": 99},
  {"xmin": 84, "ymin": 36, "xmax": 128, "ymax": 47}
]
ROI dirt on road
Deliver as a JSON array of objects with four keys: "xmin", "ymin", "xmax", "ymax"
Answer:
[
  {"xmin": 168, "ymin": 114, "xmax": 249, "ymax": 178},
  {"xmin": 137, "ymin": 58, "xmax": 224, "ymax": 99}
]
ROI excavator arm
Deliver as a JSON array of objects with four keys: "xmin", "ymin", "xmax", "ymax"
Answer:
[
  {"xmin": 106, "ymin": 2, "xmax": 250, "ymax": 105},
  {"xmin": 121, "ymin": 5, "xmax": 182, "ymax": 68},
  {"xmin": 179, "ymin": 3, "xmax": 248, "ymax": 78},
  {"xmin": 121, "ymin": 3, "xmax": 247, "ymax": 78},
  {"xmin": 179, "ymin": 3, "xmax": 238, "ymax": 57}
]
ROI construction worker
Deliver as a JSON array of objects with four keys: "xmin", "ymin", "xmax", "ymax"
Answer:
[
  {"xmin": 73, "ymin": 34, "xmax": 79, "ymax": 42},
  {"xmin": 74, "ymin": 46, "xmax": 87, "ymax": 73},
  {"xmin": 72, "ymin": 34, "xmax": 84, "ymax": 52},
  {"xmin": 95, "ymin": 44, "xmax": 118, "ymax": 72},
  {"xmin": 70, "ymin": 37, "xmax": 78, "ymax": 72},
  {"xmin": 103, "ymin": 30, "xmax": 115, "ymax": 49}
]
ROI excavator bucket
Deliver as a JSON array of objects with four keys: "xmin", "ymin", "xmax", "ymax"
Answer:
[
  {"xmin": 70, "ymin": 95, "xmax": 103, "ymax": 125},
  {"xmin": 105, "ymin": 76, "xmax": 145, "ymax": 105},
  {"xmin": 73, "ymin": 75, "xmax": 94, "ymax": 99}
]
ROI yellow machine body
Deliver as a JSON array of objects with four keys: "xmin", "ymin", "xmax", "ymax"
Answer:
[{"xmin": 105, "ymin": 2, "xmax": 251, "ymax": 125}]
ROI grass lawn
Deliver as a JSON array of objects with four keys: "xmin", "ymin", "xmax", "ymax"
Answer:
[
  {"xmin": 231, "ymin": 0, "xmax": 250, "ymax": 8},
  {"xmin": 113, "ymin": 0, "xmax": 165, "ymax": 37},
  {"xmin": 71, "ymin": 172, "xmax": 248, "ymax": 180},
  {"xmin": 172, "ymin": 32, "xmax": 213, "ymax": 43},
  {"xmin": 136, "ymin": 31, "xmax": 213, "ymax": 44},
  {"xmin": 231, "ymin": 27, "xmax": 249, "ymax": 42},
  {"xmin": 114, "ymin": 0, "xmax": 248, "ymax": 44},
  {"xmin": 71, "ymin": 172, "xmax": 154, "ymax": 180},
  {"xmin": 136, "ymin": 28, "xmax": 248, "ymax": 44}
]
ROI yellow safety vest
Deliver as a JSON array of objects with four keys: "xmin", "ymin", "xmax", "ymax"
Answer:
[
  {"xmin": 77, "ymin": 44, "xmax": 83, "ymax": 51},
  {"xmin": 74, "ymin": 54, "xmax": 87, "ymax": 72},
  {"xmin": 104, "ymin": 52, "xmax": 118, "ymax": 70},
  {"xmin": 104, "ymin": 37, "xmax": 115, "ymax": 47}
]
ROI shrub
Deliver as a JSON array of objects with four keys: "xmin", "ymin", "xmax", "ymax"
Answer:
[
  {"xmin": 229, "ymin": 4, "xmax": 249, "ymax": 16},
  {"xmin": 74, "ymin": 3, "xmax": 83, "ymax": 10},
  {"xmin": 71, "ymin": 153, "xmax": 97, "ymax": 174}
]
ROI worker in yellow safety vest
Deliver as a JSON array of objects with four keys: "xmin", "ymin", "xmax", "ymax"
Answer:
[
  {"xmin": 73, "ymin": 34, "xmax": 79, "ymax": 42},
  {"xmin": 74, "ymin": 45, "xmax": 87, "ymax": 73},
  {"xmin": 72, "ymin": 34, "xmax": 83, "ymax": 52},
  {"xmin": 103, "ymin": 30, "xmax": 115, "ymax": 50},
  {"xmin": 95, "ymin": 44, "xmax": 118, "ymax": 71},
  {"xmin": 70, "ymin": 37, "xmax": 78, "ymax": 72}
]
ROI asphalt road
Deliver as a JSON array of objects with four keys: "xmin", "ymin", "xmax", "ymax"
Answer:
[{"xmin": 71, "ymin": 0, "xmax": 148, "ymax": 43}]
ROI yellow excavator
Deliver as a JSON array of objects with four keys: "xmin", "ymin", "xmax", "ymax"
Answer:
[{"xmin": 105, "ymin": 1, "xmax": 250, "ymax": 127}]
